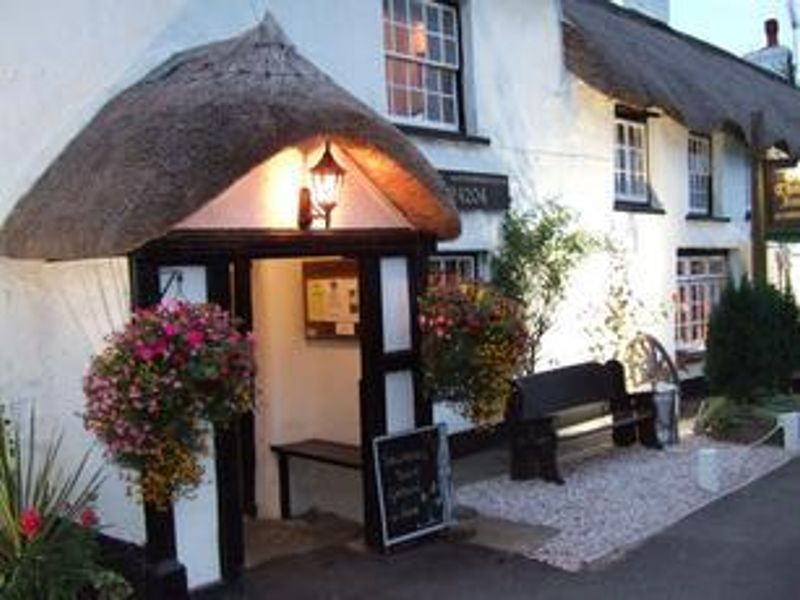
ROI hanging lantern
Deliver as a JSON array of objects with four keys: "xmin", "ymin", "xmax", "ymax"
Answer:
[{"xmin": 302, "ymin": 139, "xmax": 346, "ymax": 230}]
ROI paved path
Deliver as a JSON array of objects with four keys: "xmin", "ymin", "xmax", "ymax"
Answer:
[{"xmin": 203, "ymin": 459, "xmax": 800, "ymax": 599}]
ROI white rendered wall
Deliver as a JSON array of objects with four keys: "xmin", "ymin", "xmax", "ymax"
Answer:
[
  {"xmin": 0, "ymin": 258, "xmax": 143, "ymax": 543},
  {"xmin": 251, "ymin": 258, "xmax": 362, "ymax": 522}
]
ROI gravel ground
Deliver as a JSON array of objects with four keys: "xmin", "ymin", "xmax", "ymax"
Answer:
[{"xmin": 456, "ymin": 435, "xmax": 789, "ymax": 571}]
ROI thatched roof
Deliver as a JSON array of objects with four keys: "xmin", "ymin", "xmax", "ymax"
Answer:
[
  {"xmin": 0, "ymin": 14, "xmax": 459, "ymax": 260},
  {"xmin": 563, "ymin": 0, "xmax": 800, "ymax": 156}
]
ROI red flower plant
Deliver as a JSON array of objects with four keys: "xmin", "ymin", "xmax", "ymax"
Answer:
[
  {"xmin": 79, "ymin": 508, "xmax": 99, "ymax": 529},
  {"xmin": 19, "ymin": 508, "xmax": 42, "ymax": 540}
]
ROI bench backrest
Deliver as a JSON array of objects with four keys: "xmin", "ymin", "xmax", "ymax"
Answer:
[{"xmin": 512, "ymin": 360, "xmax": 626, "ymax": 420}]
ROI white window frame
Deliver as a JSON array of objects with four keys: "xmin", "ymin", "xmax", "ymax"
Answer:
[
  {"xmin": 614, "ymin": 118, "xmax": 649, "ymax": 204},
  {"xmin": 383, "ymin": 0, "xmax": 461, "ymax": 130},
  {"xmin": 428, "ymin": 253, "xmax": 483, "ymax": 286},
  {"xmin": 675, "ymin": 254, "xmax": 728, "ymax": 352},
  {"xmin": 688, "ymin": 134, "xmax": 712, "ymax": 215}
]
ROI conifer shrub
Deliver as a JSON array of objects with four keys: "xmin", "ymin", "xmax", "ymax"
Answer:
[{"xmin": 705, "ymin": 279, "xmax": 800, "ymax": 402}]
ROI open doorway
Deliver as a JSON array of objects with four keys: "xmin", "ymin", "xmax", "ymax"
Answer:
[{"xmin": 244, "ymin": 256, "xmax": 364, "ymax": 567}]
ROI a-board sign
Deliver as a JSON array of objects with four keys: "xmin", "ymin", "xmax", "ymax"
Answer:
[{"xmin": 373, "ymin": 423, "xmax": 453, "ymax": 548}]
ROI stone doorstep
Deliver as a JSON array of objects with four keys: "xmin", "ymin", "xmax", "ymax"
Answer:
[{"xmin": 453, "ymin": 514, "xmax": 559, "ymax": 556}]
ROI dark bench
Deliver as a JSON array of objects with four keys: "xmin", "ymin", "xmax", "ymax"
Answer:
[
  {"xmin": 271, "ymin": 439, "xmax": 362, "ymax": 518},
  {"xmin": 508, "ymin": 360, "xmax": 661, "ymax": 484}
]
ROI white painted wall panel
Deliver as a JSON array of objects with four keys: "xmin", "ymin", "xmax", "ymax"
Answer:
[
  {"xmin": 158, "ymin": 265, "xmax": 220, "ymax": 589},
  {"xmin": 385, "ymin": 370, "xmax": 415, "ymax": 434},
  {"xmin": 380, "ymin": 257, "xmax": 411, "ymax": 353}
]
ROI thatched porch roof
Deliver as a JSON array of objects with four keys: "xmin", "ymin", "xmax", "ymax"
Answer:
[
  {"xmin": 563, "ymin": 0, "xmax": 800, "ymax": 156},
  {"xmin": 0, "ymin": 14, "xmax": 459, "ymax": 260}
]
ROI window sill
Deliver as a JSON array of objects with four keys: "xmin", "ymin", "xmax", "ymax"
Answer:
[
  {"xmin": 613, "ymin": 201, "xmax": 666, "ymax": 215},
  {"xmin": 396, "ymin": 124, "xmax": 491, "ymax": 146},
  {"xmin": 686, "ymin": 214, "xmax": 731, "ymax": 223},
  {"xmin": 676, "ymin": 349, "xmax": 705, "ymax": 368}
]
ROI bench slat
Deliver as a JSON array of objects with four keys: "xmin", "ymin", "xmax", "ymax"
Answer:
[{"xmin": 271, "ymin": 439, "xmax": 362, "ymax": 469}]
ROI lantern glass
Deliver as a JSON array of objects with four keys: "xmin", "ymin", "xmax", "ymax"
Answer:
[{"xmin": 310, "ymin": 142, "xmax": 346, "ymax": 210}]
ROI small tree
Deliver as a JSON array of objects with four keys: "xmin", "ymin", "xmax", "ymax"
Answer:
[
  {"xmin": 705, "ymin": 279, "xmax": 800, "ymax": 401},
  {"xmin": 492, "ymin": 203, "xmax": 597, "ymax": 372}
]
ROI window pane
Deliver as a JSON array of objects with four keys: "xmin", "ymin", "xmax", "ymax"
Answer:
[
  {"xmin": 444, "ymin": 39, "xmax": 458, "ymax": 66},
  {"xmin": 442, "ymin": 9, "xmax": 455, "ymax": 35},
  {"xmin": 394, "ymin": 0, "xmax": 408, "ymax": 22},
  {"xmin": 395, "ymin": 24, "xmax": 410, "ymax": 54},
  {"xmin": 442, "ymin": 97, "xmax": 455, "ymax": 123},
  {"xmin": 410, "ymin": 0, "xmax": 423, "ymax": 22},
  {"xmin": 425, "ymin": 67, "xmax": 440, "ymax": 92},
  {"xmin": 410, "ymin": 90, "xmax": 425, "ymax": 117},
  {"xmin": 428, "ymin": 33, "xmax": 442, "ymax": 61},
  {"xmin": 441, "ymin": 70, "xmax": 455, "ymax": 94},
  {"xmin": 408, "ymin": 62, "xmax": 422, "ymax": 88},
  {"xmin": 426, "ymin": 93, "xmax": 441, "ymax": 121},
  {"xmin": 426, "ymin": 4, "xmax": 440, "ymax": 31},
  {"xmin": 392, "ymin": 87, "xmax": 408, "ymax": 115}
]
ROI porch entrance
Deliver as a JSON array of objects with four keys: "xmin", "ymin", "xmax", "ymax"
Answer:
[{"xmin": 131, "ymin": 229, "xmax": 433, "ymax": 584}]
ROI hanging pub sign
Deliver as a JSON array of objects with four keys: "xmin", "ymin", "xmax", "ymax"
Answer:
[
  {"xmin": 373, "ymin": 423, "xmax": 453, "ymax": 548},
  {"xmin": 767, "ymin": 160, "xmax": 800, "ymax": 232},
  {"xmin": 439, "ymin": 170, "xmax": 511, "ymax": 211}
]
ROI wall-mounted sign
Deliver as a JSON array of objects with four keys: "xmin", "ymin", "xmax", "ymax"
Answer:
[
  {"xmin": 767, "ymin": 160, "xmax": 800, "ymax": 232},
  {"xmin": 439, "ymin": 170, "xmax": 511, "ymax": 211},
  {"xmin": 373, "ymin": 423, "xmax": 453, "ymax": 548},
  {"xmin": 303, "ymin": 259, "xmax": 359, "ymax": 339}
]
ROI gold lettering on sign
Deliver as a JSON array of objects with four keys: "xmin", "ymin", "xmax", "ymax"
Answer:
[{"xmin": 774, "ymin": 168, "xmax": 800, "ymax": 221}]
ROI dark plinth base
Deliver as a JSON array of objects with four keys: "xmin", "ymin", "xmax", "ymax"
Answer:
[{"xmin": 146, "ymin": 558, "xmax": 189, "ymax": 600}]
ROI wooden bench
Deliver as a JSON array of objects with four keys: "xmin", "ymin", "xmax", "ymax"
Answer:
[
  {"xmin": 508, "ymin": 360, "xmax": 661, "ymax": 484},
  {"xmin": 271, "ymin": 439, "xmax": 362, "ymax": 518}
]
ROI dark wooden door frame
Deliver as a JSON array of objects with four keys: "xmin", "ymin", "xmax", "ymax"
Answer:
[{"xmin": 130, "ymin": 229, "xmax": 435, "ymax": 582}]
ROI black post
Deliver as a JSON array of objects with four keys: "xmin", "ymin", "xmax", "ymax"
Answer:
[
  {"xmin": 751, "ymin": 110, "xmax": 767, "ymax": 283},
  {"xmin": 358, "ymin": 255, "xmax": 387, "ymax": 550},
  {"xmin": 214, "ymin": 423, "xmax": 245, "ymax": 583},
  {"xmin": 144, "ymin": 504, "xmax": 189, "ymax": 599}
]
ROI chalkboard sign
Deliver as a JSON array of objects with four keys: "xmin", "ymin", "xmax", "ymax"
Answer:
[{"xmin": 373, "ymin": 424, "xmax": 453, "ymax": 547}]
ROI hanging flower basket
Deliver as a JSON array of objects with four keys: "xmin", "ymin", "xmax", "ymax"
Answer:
[
  {"xmin": 419, "ymin": 283, "xmax": 528, "ymax": 424},
  {"xmin": 83, "ymin": 300, "xmax": 255, "ymax": 509}
]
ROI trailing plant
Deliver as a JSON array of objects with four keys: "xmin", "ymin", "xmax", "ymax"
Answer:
[
  {"xmin": 705, "ymin": 279, "xmax": 800, "ymax": 402},
  {"xmin": 419, "ymin": 283, "xmax": 529, "ymax": 424},
  {"xmin": 492, "ymin": 202, "xmax": 598, "ymax": 372},
  {"xmin": 584, "ymin": 243, "xmax": 668, "ymax": 379},
  {"xmin": 83, "ymin": 300, "xmax": 255, "ymax": 509},
  {"xmin": 0, "ymin": 408, "xmax": 131, "ymax": 599}
]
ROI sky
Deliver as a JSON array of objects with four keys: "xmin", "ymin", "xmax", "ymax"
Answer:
[{"xmin": 671, "ymin": 0, "xmax": 799, "ymax": 57}]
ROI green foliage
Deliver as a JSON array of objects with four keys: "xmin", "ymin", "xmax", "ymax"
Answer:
[
  {"xmin": 705, "ymin": 279, "xmax": 800, "ymax": 401},
  {"xmin": 0, "ymin": 408, "xmax": 131, "ymax": 599},
  {"xmin": 584, "ymin": 243, "xmax": 668, "ymax": 371},
  {"xmin": 492, "ymin": 203, "xmax": 598, "ymax": 371},
  {"xmin": 695, "ymin": 393, "xmax": 800, "ymax": 441}
]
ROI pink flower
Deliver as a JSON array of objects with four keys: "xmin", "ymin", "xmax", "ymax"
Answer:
[
  {"xmin": 163, "ymin": 323, "xmax": 178, "ymax": 337},
  {"xmin": 79, "ymin": 507, "xmax": 99, "ymax": 528},
  {"xmin": 186, "ymin": 330, "xmax": 205, "ymax": 349},
  {"xmin": 136, "ymin": 344, "xmax": 156, "ymax": 361},
  {"xmin": 19, "ymin": 508, "xmax": 42, "ymax": 540}
]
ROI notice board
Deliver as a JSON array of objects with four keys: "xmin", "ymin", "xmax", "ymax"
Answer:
[{"xmin": 373, "ymin": 424, "xmax": 453, "ymax": 547}]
